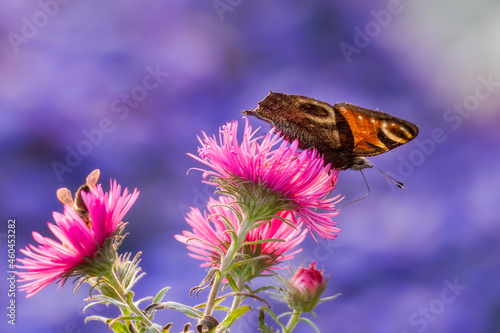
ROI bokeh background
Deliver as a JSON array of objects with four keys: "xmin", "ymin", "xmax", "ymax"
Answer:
[{"xmin": 1, "ymin": 1, "xmax": 499, "ymax": 332}]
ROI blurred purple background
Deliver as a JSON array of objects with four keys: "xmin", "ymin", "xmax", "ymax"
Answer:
[{"xmin": 1, "ymin": 1, "xmax": 499, "ymax": 332}]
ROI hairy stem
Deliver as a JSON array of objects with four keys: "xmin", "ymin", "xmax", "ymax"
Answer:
[
  {"xmin": 285, "ymin": 310, "xmax": 300, "ymax": 333},
  {"xmin": 204, "ymin": 222, "xmax": 249, "ymax": 317},
  {"xmin": 105, "ymin": 268, "xmax": 161, "ymax": 333}
]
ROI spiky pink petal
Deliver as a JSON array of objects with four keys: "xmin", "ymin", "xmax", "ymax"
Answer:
[
  {"xmin": 175, "ymin": 196, "xmax": 307, "ymax": 269},
  {"xmin": 188, "ymin": 118, "xmax": 342, "ymax": 240},
  {"xmin": 16, "ymin": 180, "xmax": 139, "ymax": 297}
]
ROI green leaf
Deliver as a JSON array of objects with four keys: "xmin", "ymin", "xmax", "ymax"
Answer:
[
  {"xmin": 271, "ymin": 215, "xmax": 297, "ymax": 229},
  {"xmin": 157, "ymin": 301, "xmax": 204, "ymax": 318},
  {"xmin": 249, "ymin": 220, "xmax": 270, "ymax": 230},
  {"xmin": 276, "ymin": 311, "xmax": 294, "ymax": 320},
  {"xmin": 207, "ymin": 211, "xmax": 238, "ymax": 233},
  {"xmin": 153, "ymin": 286, "xmax": 171, "ymax": 304},
  {"xmin": 82, "ymin": 301, "xmax": 107, "ymax": 313},
  {"xmin": 135, "ymin": 296, "xmax": 153, "ymax": 307},
  {"xmin": 211, "ymin": 202, "xmax": 243, "ymax": 223},
  {"xmin": 193, "ymin": 303, "xmax": 231, "ymax": 313},
  {"xmin": 108, "ymin": 316, "xmax": 144, "ymax": 329},
  {"xmin": 193, "ymin": 298, "xmax": 227, "ymax": 311},
  {"xmin": 113, "ymin": 315, "xmax": 145, "ymax": 322},
  {"xmin": 148, "ymin": 325, "xmax": 164, "ymax": 333},
  {"xmin": 242, "ymin": 239, "xmax": 286, "ymax": 246},
  {"xmin": 126, "ymin": 291, "xmax": 135, "ymax": 305},
  {"xmin": 85, "ymin": 315, "xmax": 112, "ymax": 324},
  {"xmin": 110, "ymin": 320, "xmax": 129, "ymax": 333},
  {"xmin": 225, "ymin": 274, "xmax": 240, "ymax": 292},
  {"xmin": 261, "ymin": 307, "xmax": 286, "ymax": 331},
  {"xmin": 225, "ymin": 229, "xmax": 238, "ymax": 243},
  {"xmin": 122, "ymin": 307, "xmax": 132, "ymax": 317},
  {"xmin": 215, "ymin": 292, "xmax": 270, "ymax": 308},
  {"xmin": 311, "ymin": 311, "xmax": 318, "ymax": 320},
  {"xmin": 146, "ymin": 286, "xmax": 172, "ymax": 320},
  {"xmin": 133, "ymin": 322, "xmax": 146, "ymax": 333},
  {"xmin": 186, "ymin": 237, "xmax": 225, "ymax": 258},
  {"xmin": 321, "ymin": 292, "xmax": 342, "ymax": 302},
  {"xmin": 299, "ymin": 317, "xmax": 320, "ymax": 333},
  {"xmin": 225, "ymin": 255, "xmax": 271, "ymax": 273},
  {"xmin": 213, "ymin": 305, "xmax": 231, "ymax": 312},
  {"xmin": 217, "ymin": 305, "xmax": 253, "ymax": 331},
  {"xmin": 249, "ymin": 285, "xmax": 275, "ymax": 294},
  {"xmin": 91, "ymin": 295, "xmax": 128, "ymax": 308}
]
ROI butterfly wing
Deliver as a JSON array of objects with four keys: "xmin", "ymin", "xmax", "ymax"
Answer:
[
  {"xmin": 242, "ymin": 92, "xmax": 419, "ymax": 170},
  {"xmin": 333, "ymin": 103, "xmax": 419, "ymax": 157},
  {"xmin": 56, "ymin": 188, "xmax": 73, "ymax": 206},
  {"xmin": 86, "ymin": 169, "xmax": 100, "ymax": 188}
]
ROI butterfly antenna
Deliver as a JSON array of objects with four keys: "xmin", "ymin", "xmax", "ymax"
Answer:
[
  {"xmin": 337, "ymin": 170, "xmax": 371, "ymax": 211},
  {"xmin": 365, "ymin": 160, "xmax": 404, "ymax": 189}
]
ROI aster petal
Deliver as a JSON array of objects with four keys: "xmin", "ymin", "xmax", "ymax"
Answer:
[
  {"xmin": 188, "ymin": 118, "xmax": 342, "ymax": 240},
  {"xmin": 176, "ymin": 196, "xmax": 306, "ymax": 272}
]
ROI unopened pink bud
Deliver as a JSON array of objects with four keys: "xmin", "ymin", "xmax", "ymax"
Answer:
[{"xmin": 291, "ymin": 262, "xmax": 323, "ymax": 294}]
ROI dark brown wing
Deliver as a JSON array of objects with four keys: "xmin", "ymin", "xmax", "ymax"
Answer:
[{"xmin": 333, "ymin": 103, "xmax": 419, "ymax": 157}]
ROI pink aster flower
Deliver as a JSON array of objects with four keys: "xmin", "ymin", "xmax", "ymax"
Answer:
[
  {"xmin": 16, "ymin": 180, "xmax": 139, "ymax": 297},
  {"xmin": 175, "ymin": 196, "xmax": 307, "ymax": 276},
  {"xmin": 188, "ymin": 118, "xmax": 342, "ymax": 240}
]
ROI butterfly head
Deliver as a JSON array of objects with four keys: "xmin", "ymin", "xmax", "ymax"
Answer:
[{"xmin": 349, "ymin": 157, "xmax": 373, "ymax": 171}]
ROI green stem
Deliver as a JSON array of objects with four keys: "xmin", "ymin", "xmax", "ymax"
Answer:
[
  {"xmin": 204, "ymin": 272, "xmax": 223, "ymax": 316},
  {"xmin": 285, "ymin": 310, "xmax": 301, "ymax": 333},
  {"xmin": 204, "ymin": 222, "xmax": 250, "ymax": 317},
  {"xmin": 105, "ymin": 269, "xmax": 161, "ymax": 333}
]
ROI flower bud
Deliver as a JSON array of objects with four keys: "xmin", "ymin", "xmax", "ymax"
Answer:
[
  {"xmin": 283, "ymin": 262, "xmax": 328, "ymax": 313},
  {"xmin": 291, "ymin": 262, "xmax": 323, "ymax": 295}
]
